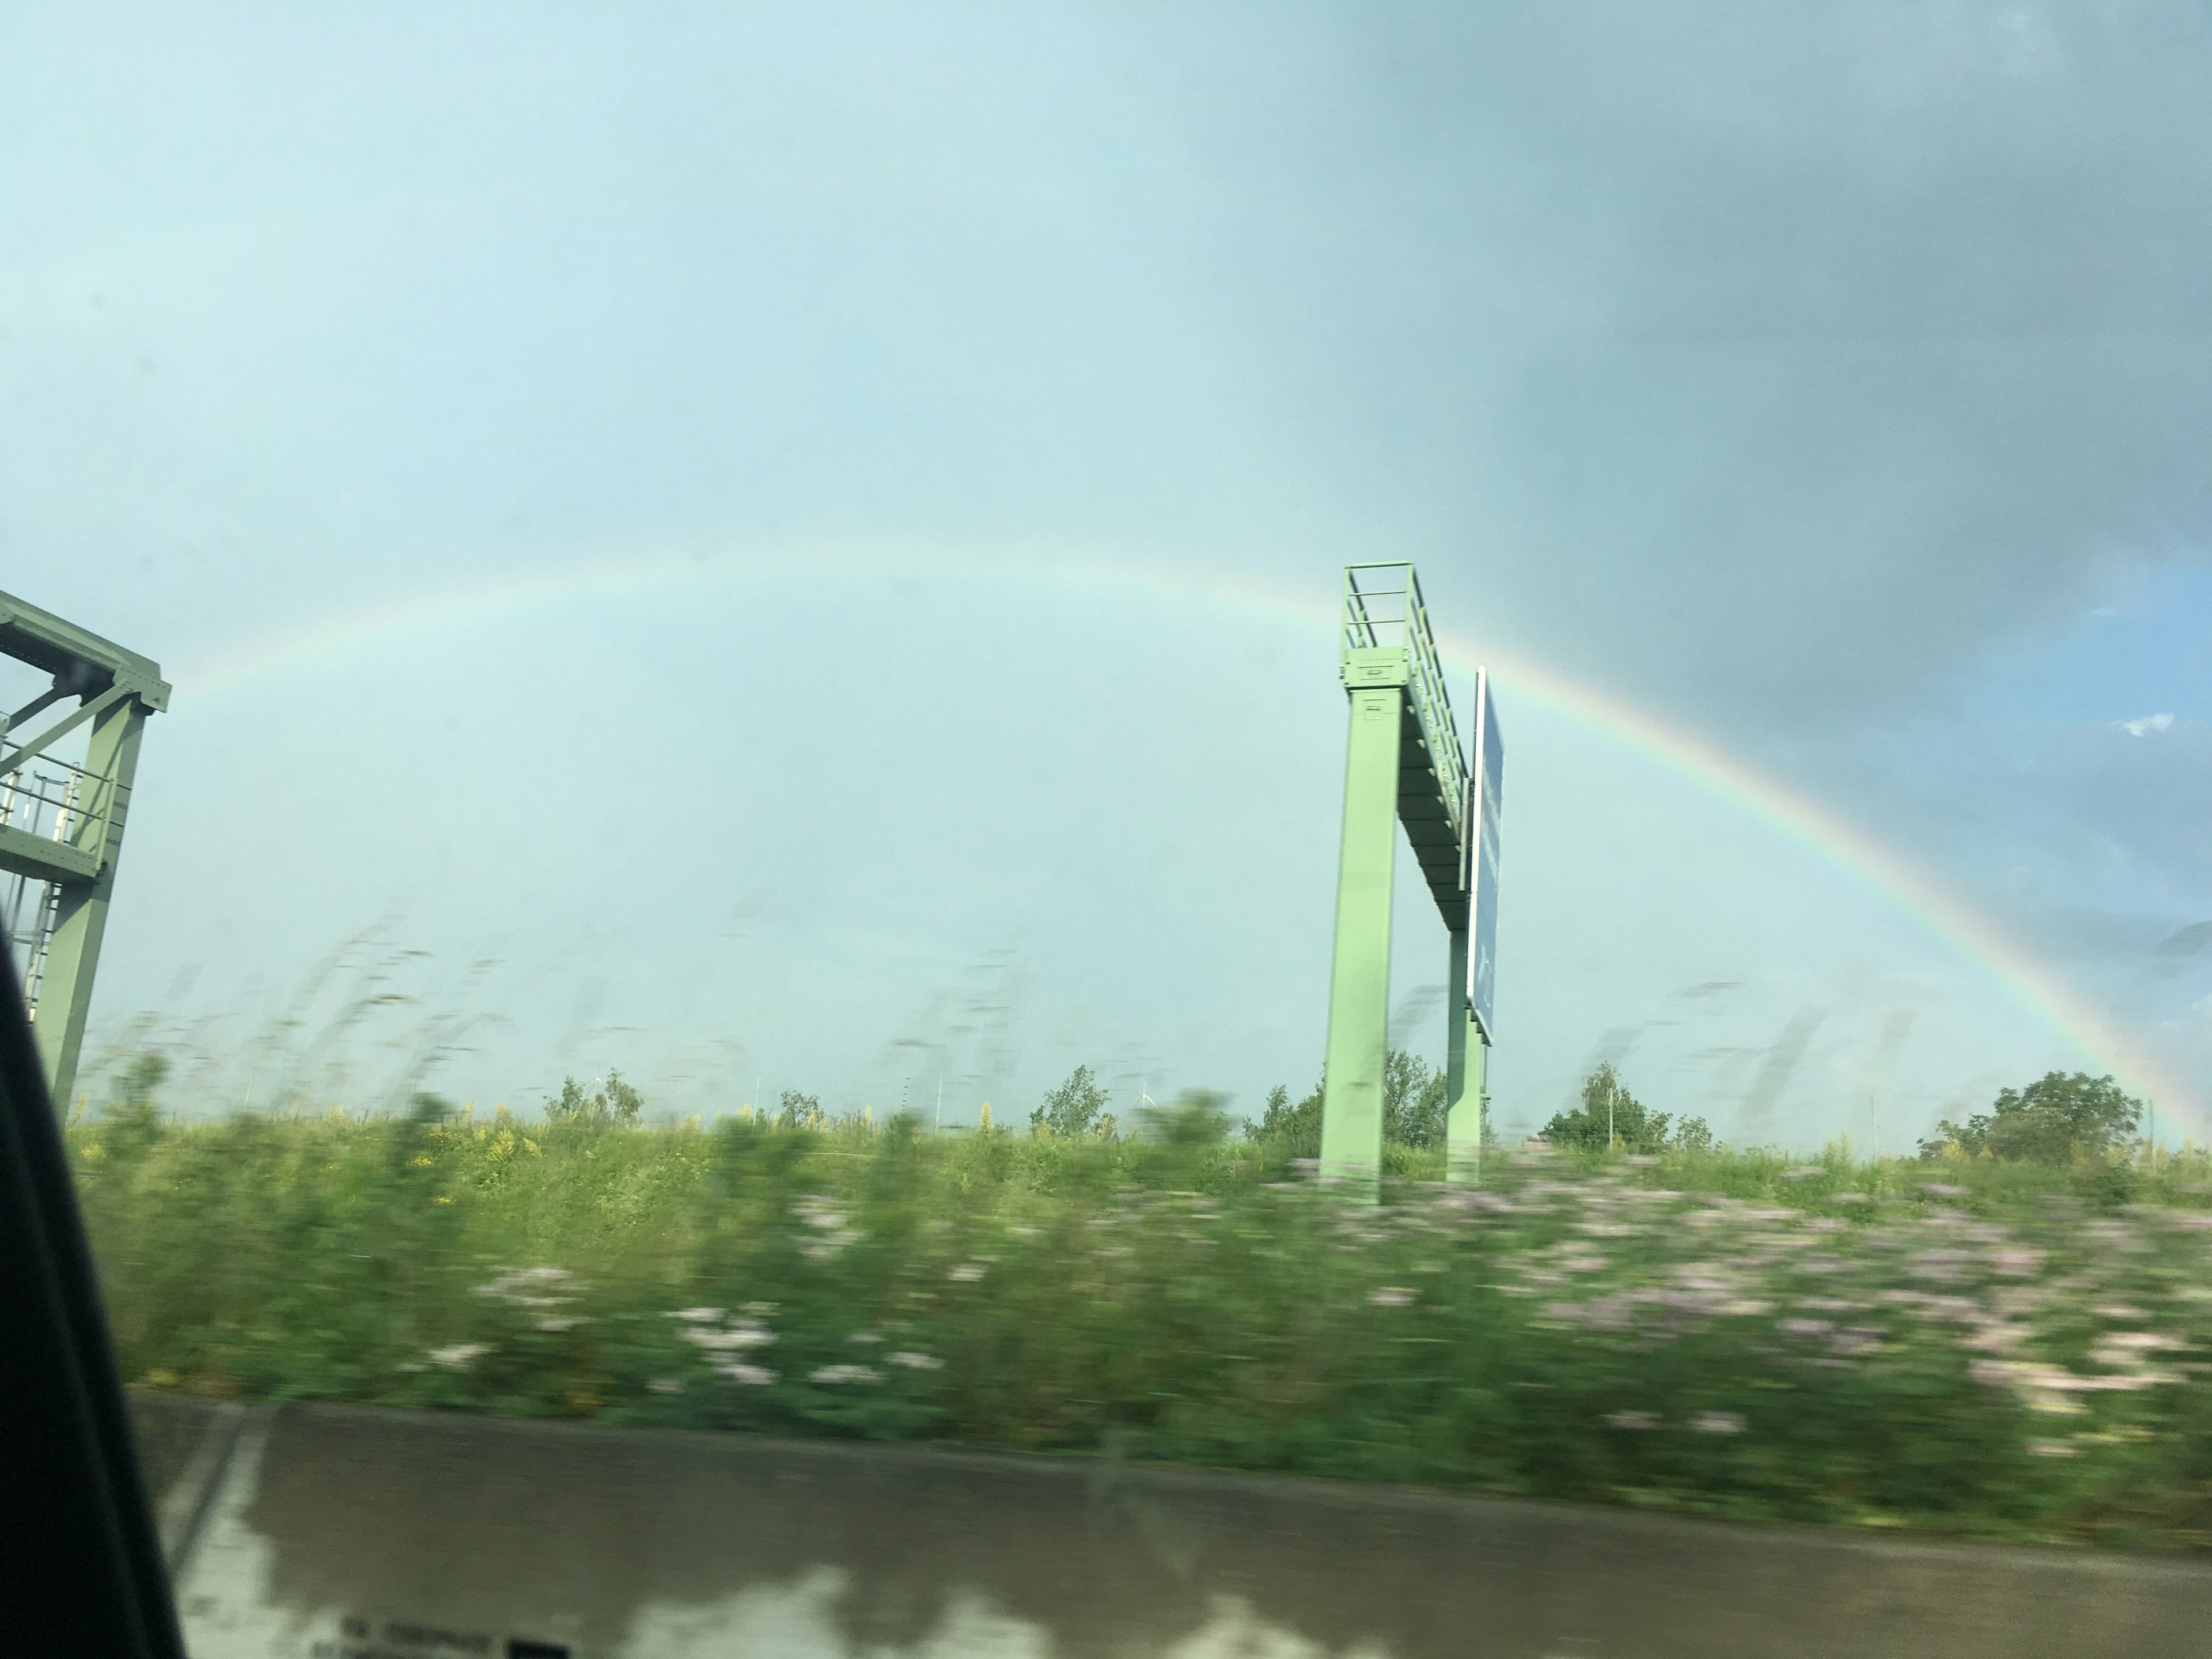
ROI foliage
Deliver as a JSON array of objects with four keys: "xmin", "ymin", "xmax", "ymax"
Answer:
[
  {"xmin": 69, "ymin": 1072, "xmax": 2212, "ymax": 1553},
  {"xmin": 1257, "ymin": 1076, "xmax": 1323, "ymax": 1157},
  {"xmin": 1255, "ymin": 1050, "xmax": 1449, "ymax": 1158},
  {"xmin": 101, "ymin": 1054, "xmax": 168, "ymax": 1160},
  {"xmin": 1031, "ymin": 1065, "xmax": 1110, "ymax": 1137},
  {"xmin": 1541, "ymin": 1063, "xmax": 1713, "ymax": 1154},
  {"xmin": 544, "ymin": 1072, "xmax": 645, "ymax": 1131},
  {"xmin": 1671, "ymin": 1112, "xmax": 1717, "ymax": 1153},
  {"xmin": 1921, "ymin": 1072, "xmax": 2143, "ymax": 1166},
  {"xmin": 1384, "ymin": 1051, "xmax": 1450, "ymax": 1150},
  {"xmin": 1137, "ymin": 1089, "xmax": 1233, "ymax": 1153}
]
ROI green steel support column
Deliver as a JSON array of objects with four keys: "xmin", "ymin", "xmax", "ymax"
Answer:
[
  {"xmin": 1448, "ymin": 1028, "xmax": 1488, "ymax": 1185},
  {"xmin": 1444, "ymin": 928, "xmax": 1477, "ymax": 1182},
  {"xmin": 32, "ymin": 694, "xmax": 147, "ymax": 1110},
  {"xmin": 1319, "ymin": 679, "xmax": 1403, "ymax": 1189}
]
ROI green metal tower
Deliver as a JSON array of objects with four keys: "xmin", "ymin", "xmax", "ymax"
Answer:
[
  {"xmin": 1320, "ymin": 564, "xmax": 1497, "ymax": 1190},
  {"xmin": 0, "ymin": 590, "xmax": 169, "ymax": 1109}
]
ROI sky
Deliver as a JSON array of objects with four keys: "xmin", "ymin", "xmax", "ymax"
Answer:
[{"xmin": 3, "ymin": 1, "xmax": 2209, "ymax": 1147}]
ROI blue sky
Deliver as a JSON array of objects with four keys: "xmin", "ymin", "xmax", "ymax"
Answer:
[
  {"xmin": 4, "ymin": 2, "xmax": 2209, "ymax": 1145},
  {"xmin": 1966, "ymin": 565, "xmax": 2211, "ymax": 732}
]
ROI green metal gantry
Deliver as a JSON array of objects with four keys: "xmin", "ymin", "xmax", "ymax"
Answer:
[
  {"xmin": 0, "ymin": 590, "xmax": 169, "ymax": 1109},
  {"xmin": 1320, "ymin": 564, "xmax": 1493, "ymax": 1191}
]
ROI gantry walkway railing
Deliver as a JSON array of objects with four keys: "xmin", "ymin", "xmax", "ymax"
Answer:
[{"xmin": 1340, "ymin": 563, "xmax": 1469, "ymax": 929}]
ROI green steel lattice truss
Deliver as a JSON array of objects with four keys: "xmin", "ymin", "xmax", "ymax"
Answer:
[{"xmin": 0, "ymin": 590, "xmax": 168, "ymax": 1108}]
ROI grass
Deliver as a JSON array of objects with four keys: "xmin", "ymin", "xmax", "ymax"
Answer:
[{"xmin": 66, "ymin": 1092, "xmax": 2212, "ymax": 1552}]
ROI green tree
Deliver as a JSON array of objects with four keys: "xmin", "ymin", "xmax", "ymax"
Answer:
[
  {"xmin": 545, "ymin": 1071, "xmax": 645, "ymax": 1130},
  {"xmin": 1256, "ymin": 1051, "xmax": 1446, "ymax": 1157},
  {"xmin": 775, "ymin": 1089, "xmax": 820, "ymax": 1128},
  {"xmin": 1540, "ymin": 1063, "xmax": 1696, "ymax": 1153},
  {"xmin": 1672, "ymin": 1113, "xmax": 1717, "ymax": 1153},
  {"xmin": 1257, "ymin": 1076, "xmax": 1323, "ymax": 1157},
  {"xmin": 1031, "ymin": 1065, "xmax": 1109, "ymax": 1137},
  {"xmin": 1383, "ymin": 1050, "xmax": 1450, "ymax": 1150},
  {"xmin": 1919, "ymin": 1071, "xmax": 2142, "ymax": 1165}
]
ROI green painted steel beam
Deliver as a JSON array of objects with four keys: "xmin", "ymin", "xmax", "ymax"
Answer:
[
  {"xmin": 1319, "ymin": 671, "xmax": 1404, "ymax": 1188},
  {"xmin": 29, "ymin": 694, "xmax": 148, "ymax": 1109},
  {"xmin": 0, "ymin": 682, "xmax": 131, "ymax": 778},
  {"xmin": 1, "ymin": 683, "xmax": 69, "ymax": 740},
  {"xmin": 1445, "ymin": 928, "xmax": 1486, "ymax": 1183},
  {"xmin": 0, "ymin": 591, "xmax": 169, "ymax": 711},
  {"xmin": 0, "ymin": 824, "xmax": 100, "ymax": 886},
  {"xmin": 0, "ymin": 588, "xmax": 168, "ymax": 1110}
]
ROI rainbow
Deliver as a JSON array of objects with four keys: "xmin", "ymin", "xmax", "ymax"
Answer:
[{"xmin": 177, "ymin": 546, "xmax": 2202, "ymax": 1124}]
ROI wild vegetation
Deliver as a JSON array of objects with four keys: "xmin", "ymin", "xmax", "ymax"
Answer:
[
  {"xmin": 1537, "ymin": 1062, "xmax": 1717, "ymax": 1154},
  {"xmin": 1256, "ymin": 1049, "xmax": 1449, "ymax": 1154},
  {"xmin": 70, "ymin": 1057, "xmax": 2212, "ymax": 1552},
  {"xmin": 1918, "ymin": 1071, "xmax": 2143, "ymax": 1165}
]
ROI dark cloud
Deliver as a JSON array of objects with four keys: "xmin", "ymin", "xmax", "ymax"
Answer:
[
  {"xmin": 16, "ymin": 2, "xmax": 2211, "ymax": 744},
  {"xmin": 1149, "ymin": 3, "xmax": 2212, "ymax": 729},
  {"xmin": 6, "ymin": 3, "xmax": 2207, "ymax": 1127}
]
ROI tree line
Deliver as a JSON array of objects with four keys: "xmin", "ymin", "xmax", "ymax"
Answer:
[{"xmin": 534, "ymin": 1055, "xmax": 2152, "ymax": 1169}]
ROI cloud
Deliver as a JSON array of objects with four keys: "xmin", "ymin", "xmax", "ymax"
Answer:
[
  {"xmin": 2159, "ymin": 921, "xmax": 2212, "ymax": 959},
  {"xmin": 14, "ymin": 3, "xmax": 2212, "ymax": 743},
  {"xmin": 1120, "ymin": 5, "xmax": 2212, "ymax": 733},
  {"xmin": 9, "ymin": 5, "xmax": 2210, "ymax": 1131}
]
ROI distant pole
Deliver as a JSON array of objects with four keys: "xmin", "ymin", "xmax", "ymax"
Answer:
[{"xmin": 935, "ymin": 1077, "xmax": 943, "ymax": 1134}]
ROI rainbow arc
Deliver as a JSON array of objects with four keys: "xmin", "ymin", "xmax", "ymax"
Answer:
[{"xmin": 175, "ymin": 546, "xmax": 2202, "ymax": 1127}]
